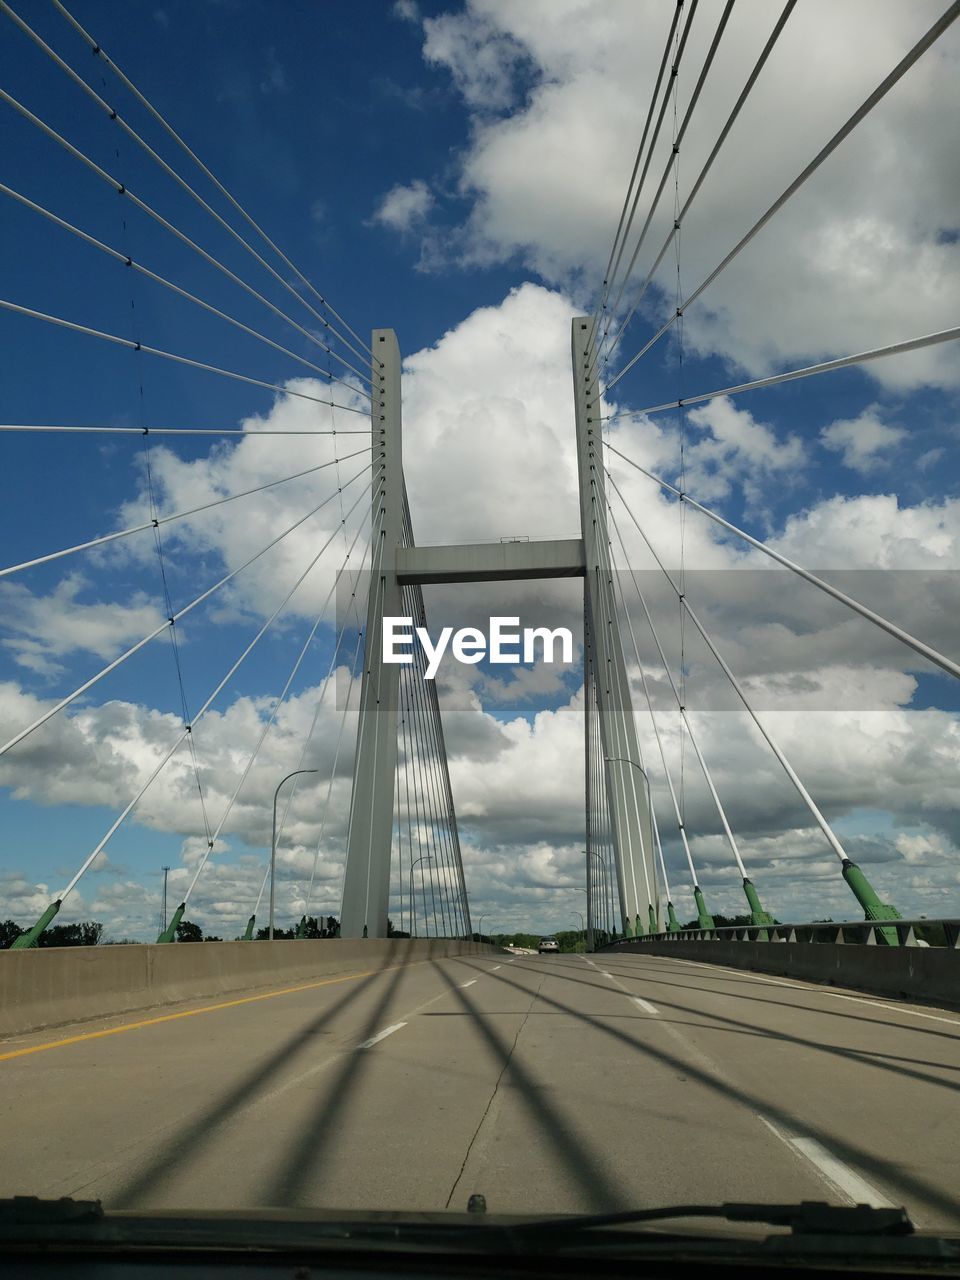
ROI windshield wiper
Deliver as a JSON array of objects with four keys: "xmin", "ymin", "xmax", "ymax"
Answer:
[
  {"xmin": 0, "ymin": 1195, "xmax": 914, "ymax": 1238},
  {"xmin": 0, "ymin": 1195, "xmax": 923, "ymax": 1258},
  {"xmin": 512, "ymin": 1201, "xmax": 914, "ymax": 1238}
]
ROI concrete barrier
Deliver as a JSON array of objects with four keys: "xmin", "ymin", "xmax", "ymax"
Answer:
[
  {"xmin": 0, "ymin": 938, "xmax": 498, "ymax": 1039},
  {"xmin": 606, "ymin": 939, "xmax": 960, "ymax": 1009}
]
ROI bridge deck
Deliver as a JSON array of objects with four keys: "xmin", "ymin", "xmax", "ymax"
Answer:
[{"xmin": 1, "ymin": 953, "xmax": 958, "ymax": 1227}]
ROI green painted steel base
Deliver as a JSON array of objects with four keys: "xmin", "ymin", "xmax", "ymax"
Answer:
[
  {"xmin": 842, "ymin": 859, "xmax": 901, "ymax": 944},
  {"xmin": 693, "ymin": 885, "xmax": 715, "ymax": 930},
  {"xmin": 743, "ymin": 878, "xmax": 775, "ymax": 928},
  {"xmin": 648, "ymin": 904, "xmax": 657, "ymax": 935},
  {"xmin": 242, "ymin": 915, "xmax": 255, "ymax": 941},
  {"xmin": 295, "ymin": 915, "xmax": 307, "ymax": 939},
  {"xmin": 10, "ymin": 899, "xmax": 62, "ymax": 949},
  {"xmin": 666, "ymin": 901, "xmax": 680, "ymax": 932},
  {"xmin": 623, "ymin": 917, "xmax": 635, "ymax": 938},
  {"xmin": 157, "ymin": 902, "xmax": 185, "ymax": 943}
]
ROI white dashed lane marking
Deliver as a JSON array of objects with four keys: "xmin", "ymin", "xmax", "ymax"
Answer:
[
  {"xmin": 757, "ymin": 1117, "xmax": 894, "ymax": 1208},
  {"xmin": 357, "ymin": 1023, "xmax": 407, "ymax": 1050}
]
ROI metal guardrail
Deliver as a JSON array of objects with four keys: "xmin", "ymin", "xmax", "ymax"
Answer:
[{"xmin": 603, "ymin": 918, "xmax": 960, "ymax": 948}]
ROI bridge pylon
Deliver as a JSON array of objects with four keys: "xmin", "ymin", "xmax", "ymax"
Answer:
[
  {"xmin": 340, "ymin": 330, "xmax": 404, "ymax": 939},
  {"xmin": 573, "ymin": 317, "xmax": 660, "ymax": 934},
  {"xmin": 339, "ymin": 320, "xmax": 660, "ymax": 939}
]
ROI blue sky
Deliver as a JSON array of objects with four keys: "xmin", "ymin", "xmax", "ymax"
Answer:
[{"xmin": 1, "ymin": 0, "xmax": 958, "ymax": 940}]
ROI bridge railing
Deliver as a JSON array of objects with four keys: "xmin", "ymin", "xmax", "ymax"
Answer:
[{"xmin": 603, "ymin": 918, "xmax": 960, "ymax": 949}]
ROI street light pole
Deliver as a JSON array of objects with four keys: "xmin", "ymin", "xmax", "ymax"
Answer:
[
  {"xmin": 570, "ymin": 909, "xmax": 585, "ymax": 951},
  {"xmin": 270, "ymin": 769, "xmax": 318, "ymax": 941},
  {"xmin": 161, "ymin": 865, "xmax": 170, "ymax": 934},
  {"xmin": 477, "ymin": 911, "xmax": 489, "ymax": 941},
  {"xmin": 410, "ymin": 855, "xmax": 434, "ymax": 937}
]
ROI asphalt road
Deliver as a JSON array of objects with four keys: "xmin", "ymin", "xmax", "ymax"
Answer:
[{"xmin": 1, "ymin": 951, "xmax": 958, "ymax": 1227}]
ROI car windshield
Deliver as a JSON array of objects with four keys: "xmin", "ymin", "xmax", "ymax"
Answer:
[{"xmin": 2, "ymin": 0, "xmax": 959, "ymax": 1263}]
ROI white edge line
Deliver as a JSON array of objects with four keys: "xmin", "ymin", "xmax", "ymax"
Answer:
[
  {"xmin": 491, "ymin": 964, "xmax": 502, "ymax": 970},
  {"xmin": 757, "ymin": 1116, "xmax": 893, "ymax": 1208},
  {"xmin": 460, "ymin": 979, "xmax": 478, "ymax": 988},
  {"xmin": 357, "ymin": 1022, "xmax": 407, "ymax": 1050},
  {"xmin": 632, "ymin": 996, "xmax": 659, "ymax": 1014}
]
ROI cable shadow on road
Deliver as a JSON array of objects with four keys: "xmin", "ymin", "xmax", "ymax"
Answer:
[
  {"xmin": 261, "ymin": 956, "xmax": 630, "ymax": 1212},
  {"xmin": 600, "ymin": 968, "xmax": 960, "ymax": 1073},
  {"xmin": 260, "ymin": 957, "xmax": 425, "ymax": 1206},
  {"xmin": 462, "ymin": 960, "xmax": 960, "ymax": 1222},
  {"xmin": 467, "ymin": 958, "xmax": 960, "ymax": 1097},
  {"xmin": 526, "ymin": 956, "xmax": 960, "ymax": 1050},
  {"xmin": 113, "ymin": 944, "xmax": 407, "ymax": 1209},
  {"xmin": 597, "ymin": 955, "xmax": 960, "ymax": 1028},
  {"xmin": 430, "ymin": 963, "xmax": 631, "ymax": 1213}
]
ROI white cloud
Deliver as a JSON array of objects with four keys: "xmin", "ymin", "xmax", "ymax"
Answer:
[
  {"xmin": 371, "ymin": 179, "xmax": 434, "ymax": 234},
  {"xmin": 768, "ymin": 492, "xmax": 960, "ymax": 568},
  {"xmin": 111, "ymin": 384, "xmax": 369, "ymax": 626},
  {"xmin": 422, "ymin": 8, "xmax": 530, "ymax": 111},
  {"xmin": 393, "ymin": 0, "xmax": 420, "ymax": 22},
  {"xmin": 406, "ymin": 0, "xmax": 959, "ymax": 390},
  {"xmin": 682, "ymin": 396, "xmax": 805, "ymax": 509},
  {"xmin": 0, "ymin": 575, "xmax": 167, "ymax": 678},
  {"xmin": 894, "ymin": 831, "xmax": 952, "ymax": 865},
  {"xmin": 0, "ymin": 872, "xmax": 59, "ymax": 922},
  {"xmin": 820, "ymin": 407, "xmax": 907, "ymax": 472}
]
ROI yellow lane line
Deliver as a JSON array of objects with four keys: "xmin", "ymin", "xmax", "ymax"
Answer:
[{"xmin": 0, "ymin": 965, "xmax": 395, "ymax": 1063}]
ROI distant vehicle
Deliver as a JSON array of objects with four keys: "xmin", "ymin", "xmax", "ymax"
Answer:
[{"xmin": 538, "ymin": 937, "xmax": 559, "ymax": 954}]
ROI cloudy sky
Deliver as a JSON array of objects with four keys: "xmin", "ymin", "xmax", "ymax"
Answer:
[{"xmin": 0, "ymin": 0, "xmax": 958, "ymax": 941}]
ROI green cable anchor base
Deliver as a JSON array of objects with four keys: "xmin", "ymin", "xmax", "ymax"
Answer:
[
  {"xmin": 842, "ymin": 859, "xmax": 901, "ymax": 944},
  {"xmin": 666, "ymin": 901, "xmax": 681, "ymax": 932},
  {"xmin": 743, "ymin": 878, "xmax": 774, "ymax": 934},
  {"xmin": 157, "ymin": 902, "xmax": 185, "ymax": 944},
  {"xmin": 295, "ymin": 915, "xmax": 307, "ymax": 939},
  {"xmin": 10, "ymin": 899, "xmax": 62, "ymax": 949},
  {"xmin": 693, "ymin": 885, "xmax": 715, "ymax": 930},
  {"xmin": 242, "ymin": 914, "xmax": 256, "ymax": 941},
  {"xmin": 648, "ymin": 904, "xmax": 658, "ymax": 935}
]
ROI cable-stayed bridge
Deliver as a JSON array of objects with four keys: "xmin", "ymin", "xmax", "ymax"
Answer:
[{"xmin": 1, "ymin": 0, "xmax": 959, "ymax": 1223}]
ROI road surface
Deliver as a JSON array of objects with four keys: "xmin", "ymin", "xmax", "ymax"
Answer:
[{"xmin": 1, "ymin": 951, "xmax": 958, "ymax": 1227}]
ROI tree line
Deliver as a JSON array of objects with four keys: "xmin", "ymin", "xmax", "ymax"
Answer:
[
  {"xmin": 0, "ymin": 920, "xmax": 104, "ymax": 949},
  {"xmin": 0, "ymin": 916, "xmax": 341, "ymax": 948}
]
